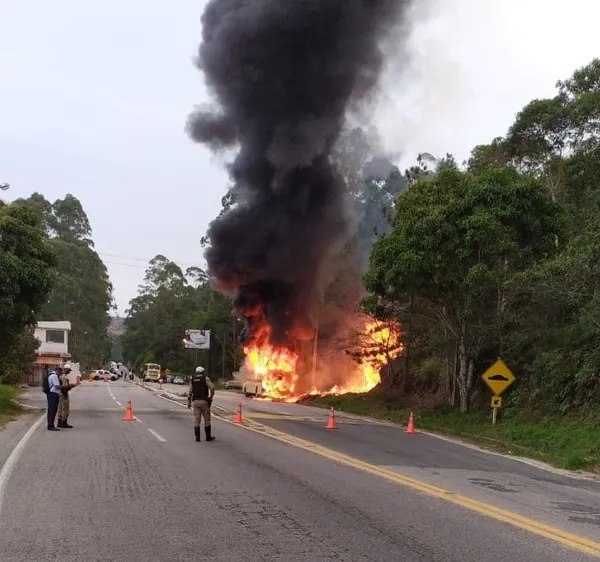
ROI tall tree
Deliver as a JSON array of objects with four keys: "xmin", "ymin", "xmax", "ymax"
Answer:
[
  {"xmin": 364, "ymin": 164, "xmax": 560, "ymax": 412},
  {"xmin": 16, "ymin": 193, "xmax": 112, "ymax": 370},
  {"xmin": 122, "ymin": 255, "xmax": 241, "ymax": 379},
  {"xmin": 0, "ymin": 202, "xmax": 56, "ymax": 382},
  {"xmin": 51, "ymin": 194, "xmax": 93, "ymax": 244}
]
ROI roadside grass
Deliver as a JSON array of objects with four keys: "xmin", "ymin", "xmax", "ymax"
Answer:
[
  {"xmin": 0, "ymin": 384, "xmax": 22, "ymax": 429},
  {"xmin": 304, "ymin": 393, "xmax": 600, "ymax": 473}
]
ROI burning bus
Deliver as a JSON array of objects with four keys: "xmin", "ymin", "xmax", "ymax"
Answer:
[{"xmin": 240, "ymin": 314, "xmax": 402, "ymax": 403}]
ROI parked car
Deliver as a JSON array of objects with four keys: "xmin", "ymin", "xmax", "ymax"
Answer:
[
  {"xmin": 166, "ymin": 375, "xmax": 174, "ymax": 384},
  {"xmin": 224, "ymin": 379, "xmax": 243, "ymax": 390},
  {"xmin": 172, "ymin": 376, "xmax": 185, "ymax": 385},
  {"xmin": 91, "ymin": 369, "xmax": 116, "ymax": 381}
]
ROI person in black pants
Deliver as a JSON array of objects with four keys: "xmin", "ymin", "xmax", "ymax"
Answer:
[{"xmin": 46, "ymin": 367, "xmax": 64, "ymax": 431}]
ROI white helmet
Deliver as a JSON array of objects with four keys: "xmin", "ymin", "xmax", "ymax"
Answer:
[
  {"xmin": 63, "ymin": 363, "xmax": 72, "ymax": 371},
  {"xmin": 195, "ymin": 366, "xmax": 205, "ymax": 374}
]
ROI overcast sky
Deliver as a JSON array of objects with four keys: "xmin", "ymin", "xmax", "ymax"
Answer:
[{"xmin": 1, "ymin": 0, "xmax": 599, "ymax": 314}]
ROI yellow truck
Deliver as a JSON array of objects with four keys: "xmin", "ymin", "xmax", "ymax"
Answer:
[{"xmin": 143, "ymin": 363, "xmax": 161, "ymax": 382}]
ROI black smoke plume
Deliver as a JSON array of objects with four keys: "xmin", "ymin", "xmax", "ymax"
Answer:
[{"xmin": 189, "ymin": 0, "xmax": 408, "ymax": 346}]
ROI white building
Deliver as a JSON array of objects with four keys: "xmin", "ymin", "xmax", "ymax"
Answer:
[{"xmin": 30, "ymin": 321, "xmax": 71, "ymax": 385}]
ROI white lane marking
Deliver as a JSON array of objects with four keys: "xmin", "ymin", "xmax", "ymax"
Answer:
[
  {"xmin": 115, "ymin": 401, "xmax": 122, "ymax": 407},
  {"xmin": 147, "ymin": 429, "xmax": 166, "ymax": 442},
  {"xmin": 135, "ymin": 417, "xmax": 143, "ymax": 424},
  {"xmin": 0, "ymin": 414, "xmax": 46, "ymax": 516}
]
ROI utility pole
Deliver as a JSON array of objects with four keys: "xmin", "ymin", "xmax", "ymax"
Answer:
[
  {"xmin": 232, "ymin": 316, "xmax": 237, "ymax": 371},
  {"xmin": 311, "ymin": 313, "xmax": 319, "ymax": 390}
]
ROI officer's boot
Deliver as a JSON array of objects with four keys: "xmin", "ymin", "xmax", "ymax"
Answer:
[
  {"xmin": 194, "ymin": 426, "xmax": 201, "ymax": 442},
  {"xmin": 63, "ymin": 418, "xmax": 73, "ymax": 429},
  {"xmin": 205, "ymin": 425, "xmax": 215, "ymax": 441},
  {"xmin": 57, "ymin": 418, "xmax": 64, "ymax": 428}
]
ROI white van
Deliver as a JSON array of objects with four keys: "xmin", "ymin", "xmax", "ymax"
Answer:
[{"xmin": 242, "ymin": 379, "xmax": 263, "ymax": 397}]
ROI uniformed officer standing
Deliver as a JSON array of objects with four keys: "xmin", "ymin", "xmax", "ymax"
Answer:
[
  {"xmin": 187, "ymin": 366, "xmax": 215, "ymax": 442},
  {"xmin": 57, "ymin": 363, "xmax": 75, "ymax": 428}
]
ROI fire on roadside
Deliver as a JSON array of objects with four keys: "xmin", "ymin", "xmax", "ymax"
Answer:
[{"xmin": 243, "ymin": 318, "xmax": 403, "ymax": 403}]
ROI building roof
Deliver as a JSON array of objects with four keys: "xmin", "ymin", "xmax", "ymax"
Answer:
[{"xmin": 36, "ymin": 321, "xmax": 71, "ymax": 331}]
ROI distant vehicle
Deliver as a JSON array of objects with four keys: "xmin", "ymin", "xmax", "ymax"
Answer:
[
  {"xmin": 166, "ymin": 375, "xmax": 174, "ymax": 384},
  {"xmin": 143, "ymin": 363, "xmax": 161, "ymax": 382},
  {"xmin": 224, "ymin": 380, "xmax": 243, "ymax": 390},
  {"xmin": 173, "ymin": 376, "xmax": 185, "ymax": 385},
  {"xmin": 91, "ymin": 369, "xmax": 116, "ymax": 381},
  {"xmin": 242, "ymin": 379, "xmax": 263, "ymax": 397}
]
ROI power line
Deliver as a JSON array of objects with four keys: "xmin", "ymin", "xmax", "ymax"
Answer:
[
  {"xmin": 103, "ymin": 261, "xmax": 149, "ymax": 269},
  {"xmin": 97, "ymin": 251, "xmax": 203, "ymax": 269}
]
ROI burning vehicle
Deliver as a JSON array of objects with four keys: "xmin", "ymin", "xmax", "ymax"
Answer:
[{"xmin": 239, "ymin": 317, "xmax": 402, "ymax": 402}]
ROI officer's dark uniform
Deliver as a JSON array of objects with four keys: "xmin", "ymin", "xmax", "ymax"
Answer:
[{"xmin": 187, "ymin": 369, "xmax": 215, "ymax": 442}]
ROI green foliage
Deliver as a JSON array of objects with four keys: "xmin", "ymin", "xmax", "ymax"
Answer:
[
  {"xmin": 0, "ymin": 384, "xmax": 22, "ymax": 427},
  {"xmin": 364, "ymin": 164, "xmax": 559, "ymax": 411},
  {"xmin": 0, "ymin": 329, "xmax": 40, "ymax": 385},
  {"xmin": 363, "ymin": 59, "xmax": 600, "ymax": 417},
  {"xmin": 16, "ymin": 193, "xmax": 112, "ymax": 371},
  {"xmin": 122, "ymin": 255, "xmax": 242, "ymax": 379},
  {"xmin": 0, "ymin": 202, "xmax": 56, "ymax": 381}
]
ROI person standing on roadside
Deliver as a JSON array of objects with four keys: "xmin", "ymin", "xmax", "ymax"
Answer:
[
  {"xmin": 187, "ymin": 366, "xmax": 215, "ymax": 442},
  {"xmin": 57, "ymin": 363, "xmax": 75, "ymax": 428},
  {"xmin": 45, "ymin": 366, "xmax": 63, "ymax": 431}
]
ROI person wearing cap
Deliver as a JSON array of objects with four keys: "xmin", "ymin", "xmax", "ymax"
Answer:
[
  {"xmin": 57, "ymin": 363, "xmax": 76, "ymax": 428},
  {"xmin": 187, "ymin": 366, "xmax": 215, "ymax": 442}
]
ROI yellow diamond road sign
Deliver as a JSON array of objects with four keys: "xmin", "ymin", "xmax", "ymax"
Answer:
[{"xmin": 482, "ymin": 359, "xmax": 516, "ymax": 396}]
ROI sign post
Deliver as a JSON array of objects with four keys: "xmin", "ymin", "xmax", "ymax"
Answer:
[
  {"xmin": 482, "ymin": 359, "xmax": 516, "ymax": 426},
  {"xmin": 183, "ymin": 329, "xmax": 211, "ymax": 372},
  {"xmin": 183, "ymin": 330, "xmax": 211, "ymax": 350}
]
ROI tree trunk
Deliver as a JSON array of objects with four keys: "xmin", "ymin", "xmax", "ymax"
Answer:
[
  {"xmin": 466, "ymin": 357, "xmax": 474, "ymax": 400},
  {"xmin": 457, "ymin": 334, "xmax": 469, "ymax": 413},
  {"xmin": 450, "ymin": 341, "xmax": 458, "ymax": 407}
]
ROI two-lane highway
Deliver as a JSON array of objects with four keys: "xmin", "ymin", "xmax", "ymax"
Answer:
[
  {"xmin": 1, "ymin": 380, "xmax": 598, "ymax": 561},
  {"xmin": 213, "ymin": 390, "xmax": 600, "ymax": 543}
]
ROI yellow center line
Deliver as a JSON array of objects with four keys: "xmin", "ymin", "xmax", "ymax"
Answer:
[
  {"xmin": 214, "ymin": 412, "xmax": 600, "ymax": 558},
  {"xmin": 244, "ymin": 413, "xmax": 309, "ymax": 421}
]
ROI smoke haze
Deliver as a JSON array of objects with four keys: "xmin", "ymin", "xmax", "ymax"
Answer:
[{"xmin": 188, "ymin": 0, "xmax": 411, "ymax": 345}]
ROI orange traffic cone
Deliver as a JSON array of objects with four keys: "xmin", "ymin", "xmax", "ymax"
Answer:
[
  {"xmin": 325, "ymin": 407, "xmax": 337, "ymax": 429},
  {"xmin": 233, "ymin": 402, "xmax": 243, "ymax": 424},
  {"xmin": 405, "ymin": 411, "xmax": 417, "ymax": 434},
  {"xmin": 123, "ymin": 399, "xmax": 135, "ymax": 421}
]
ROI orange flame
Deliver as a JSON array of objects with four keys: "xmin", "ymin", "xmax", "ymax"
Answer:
[
  {"xmin": 353, "ymin": 321, "xmax": 403, "ymax": 390},
  {"xmin": 243, "ymin": 319, "xmax": 402, "ymax": 402},
  {"xmin": 243, "ymin": 344, "xmax": 299, "ymax": 400}
]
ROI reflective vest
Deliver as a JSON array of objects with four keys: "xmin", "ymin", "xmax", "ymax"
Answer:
[{"xmin": 191, "ymin": 374, "xmax": 209, "ymax": 401}]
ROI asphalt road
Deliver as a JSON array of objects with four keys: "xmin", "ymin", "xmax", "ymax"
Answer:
[{"xmin": 1, "ymin": 381, "xmax": 598, "ymax": 561}]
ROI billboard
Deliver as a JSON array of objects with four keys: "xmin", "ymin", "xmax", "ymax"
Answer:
[{"xmin": 183, "ymin": 329, "xmax": 211, "ymax": 350}]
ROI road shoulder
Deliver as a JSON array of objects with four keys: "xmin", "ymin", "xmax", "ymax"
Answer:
[{"xmin": 0, "ymin": 413, "xmax": 40, "ymax": 471}]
